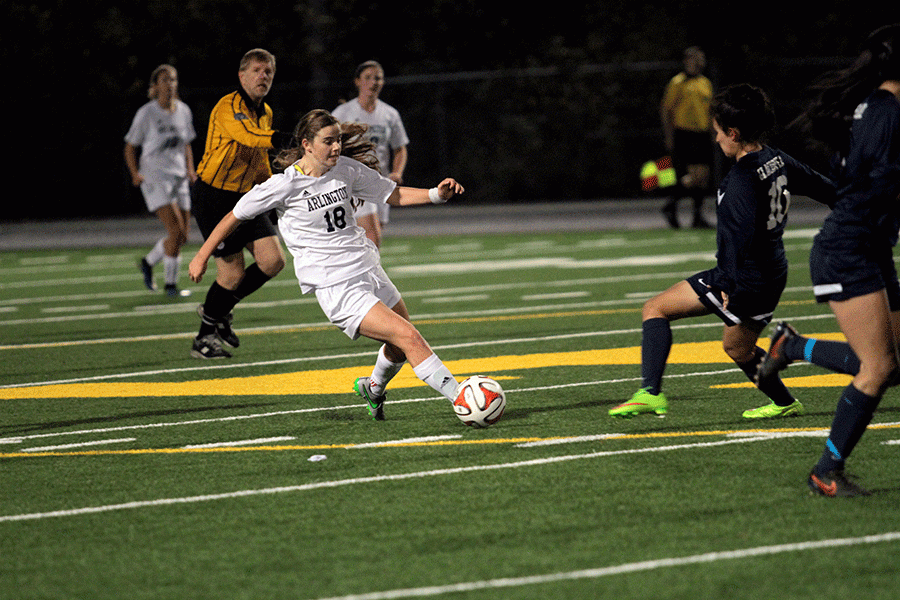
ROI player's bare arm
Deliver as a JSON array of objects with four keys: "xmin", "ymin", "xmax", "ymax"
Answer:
[{"xmin": 387, "ymin": 178, "xmax": 464, "ymax": 206}]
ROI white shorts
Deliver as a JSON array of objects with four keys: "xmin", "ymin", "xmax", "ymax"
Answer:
[
  {"xmin": 314, "ymin": 265, "xmax": 402, "ymax": 339},
  {"xmin": 141, "ymin": 174, "xmax": 191, "ymax": 213},
  {"xmin": 354, "ymin": 200, "xmax": 390, "ymax": 223}
]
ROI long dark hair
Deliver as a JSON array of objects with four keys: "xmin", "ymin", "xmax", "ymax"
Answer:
[
  {"xmin": 711, "ymin": 83, "xmax": 775, "ymax": 144},
  {"xmin": 791, "ymin": 24, "xmax": 900, "ymax": 155},
  {"xmin": 273, "ymin": 109, "xmax": 380, "ymax": 172}
]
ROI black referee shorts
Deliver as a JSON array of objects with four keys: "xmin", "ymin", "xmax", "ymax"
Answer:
[{"xmin": 192, "ymin": 180, "xmax": 279, "ymax": 258}]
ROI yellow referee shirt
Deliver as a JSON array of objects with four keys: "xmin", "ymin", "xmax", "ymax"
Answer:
[
  {"xmin": 661, "ymin": 73, "xmax": 713, "ymax": 132},
  {"xmin": 196, "ymin": 89, "xmax": 277, "ymax": 192}
]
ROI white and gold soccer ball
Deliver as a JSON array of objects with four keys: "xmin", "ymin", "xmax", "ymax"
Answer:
[{"xmin": 453, "ymin": 375, "xmax": 506, "ymax": 428}]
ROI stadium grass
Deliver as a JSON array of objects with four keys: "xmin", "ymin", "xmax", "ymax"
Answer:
[{"xmin": 1, "ymin": 227, "xmax": 898, "ymax": 599}]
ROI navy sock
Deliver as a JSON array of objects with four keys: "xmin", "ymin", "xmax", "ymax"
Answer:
[
  {"xmin": 785, "ymin": 336, "xmax": 860, "ymax": 375},
  {"xmin": 739, "ymin": 347, "xmax": 795, "ymax": 406},
  {"xmin": 640, "ymin": 318, "xmax": 672, "ymax": 395},
  {"xmin": 814, "ymin": 384, "xmax": 881, "ymax": 475}
]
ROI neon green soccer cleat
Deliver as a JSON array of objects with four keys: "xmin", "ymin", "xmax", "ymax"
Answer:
[
  {"xmin": 742, "ymin": 400, "xmax": 804, "ymax": 419},
  {"xmin": 354, "ymin": 376, "xmax": 386, "ymax": 421},
  {"xmin": 609, "ymin": 388, "xmax": 668, "ymax": 418}
]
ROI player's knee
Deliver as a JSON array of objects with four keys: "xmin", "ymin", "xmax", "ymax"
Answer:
[
  {"xmin": 722, "ymin": 339, "xmax": 754, "ymax": 364},
  {"xmin": 260, "ymin": 254, "xmax": 285, "ymax": 276}
]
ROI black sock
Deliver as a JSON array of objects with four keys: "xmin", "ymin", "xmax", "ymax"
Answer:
[
  {"xmin": 739, "ymin": 347, "xmax": 795, "ymax": 406},
  {"xmin": 198, "ymin": 282, "xmax": 237, "ymax": 337},
  {"xmin": 814, "ymin": 384, "xmax": 881, "ymax": 475},
  {"xmin": 232, "ymin": 263, "xmax": 272, "ymax": 300},
  {"xmin": 641, "ymin": 318, "xmax": 672, "ymax": 395}
]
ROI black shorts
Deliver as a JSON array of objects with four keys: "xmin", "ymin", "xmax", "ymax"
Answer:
[
  {"xmin": 687, "ymin": 269, "xmax": 785, "ymax": 331},
  {"xmin": 192, "ymin": 180, "xmax": 279, "ymax": 258},
  {"xmin": 809, "ymin": 237, "xmax": 900, "ymax": 310}
]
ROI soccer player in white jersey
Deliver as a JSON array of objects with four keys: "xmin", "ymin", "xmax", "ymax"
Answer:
[
  {"xmin": 124, "ymin": 64, "xmax": 197, "ymax": 296},
  {"xmin": 332, "ymin": 61, "xmax": 409, "ymax": 247},
  {"xmin": 188, "ymin": 109, "xmax": 463, "ymax": 421}
]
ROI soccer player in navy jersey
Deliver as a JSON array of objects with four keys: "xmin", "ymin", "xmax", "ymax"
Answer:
[
  {"xmin": 756, "ymin": 24, "xmax": 900, "ymax": 497},
  {"xmin": 608, "ymin": 84, "xmax": 835, "ymax": 422}
]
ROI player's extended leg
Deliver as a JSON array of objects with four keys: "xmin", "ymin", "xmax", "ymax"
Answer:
[
  {"xmin": 358, "ymin": 300, "xmax": 458, "ymax": 402},
  {"xmin": 722, "ymin": 323, "xmax": 804, "ymax": 419},
  {"xmin": 756, "ymin": 321, "xmax": 861, "ymax": 381},
  {"xmin": 609, "ymin": 280, "xmax": 708, "ymax": 418},
  {"xmin": 809, "ymin": 291, "xmax": 898, "ymax": 496}
]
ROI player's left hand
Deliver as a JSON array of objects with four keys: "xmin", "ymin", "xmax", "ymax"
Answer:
[
  {"xmin": 188, "ymin": 255, "xmax": 208, "ymax": 283},
  {"xmin": 437, "ymin": 178, "xmax": 464, "ymax": 201}
]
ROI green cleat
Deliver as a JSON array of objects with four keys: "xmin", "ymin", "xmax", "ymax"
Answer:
[
  {"xmin": 609, "ymin": 388, "xmax": 668, "ymax": 418},
  {"xmin": 742, "ymin": 400, "xmax": 804, "ymax": 419},
  {"xmin": 354, "ymin": 376, "xmax": 386, "ymax": 421}
]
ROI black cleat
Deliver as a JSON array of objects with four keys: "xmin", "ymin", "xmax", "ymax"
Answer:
[
  {"xmin": 808, "ymin": 470, "xmax": 871, "ymax": 497},
  {"xmin": 197, "ymin": 304, "xmax": 239, "ymax": 348},
  {"xmin": 191, "ymin": 334, "xmax": 232, "ymax": 359},
  {"xmin": 756, "ymin": 321, "xmax": 798, "ymax": 383}
]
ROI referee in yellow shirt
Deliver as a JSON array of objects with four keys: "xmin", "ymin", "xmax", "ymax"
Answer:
[
  {"xmin": 660, "ymin": 46, "xmax": 714, "ymax": 229},
  {"xmin": 190, "ymin": 48, "xmax": 291, "ymax": 359}
]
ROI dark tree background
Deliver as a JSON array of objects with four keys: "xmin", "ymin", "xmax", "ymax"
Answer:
[{"xmin": 6, "ymin": 1, "xmax": 899, "ymax": 220}]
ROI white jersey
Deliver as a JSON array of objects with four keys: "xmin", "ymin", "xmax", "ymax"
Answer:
[
  {"xmin": 331, "ymin": 99, "xmax": 409, "ymax": 175},
  {"xmin": 232, "ymin": 156, "xmax": 397, "ymax": 292},
  {"xmin": 124, "ymin": 99, "xmax": 196, "ymax": 178}
]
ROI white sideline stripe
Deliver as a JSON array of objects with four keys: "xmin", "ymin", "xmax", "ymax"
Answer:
[
  {"xmin": 517, "ymin": 434, "xmax": 627, "ymax": 447},
  {"xmin": 348, "ymin": 435, "xmax": 463, "ymax": 449},
  {"xmin": 883, "ymin": 440, "xmax": 900, "ymax": 445},
  {"xmin": 521, "ymin": 291, "xmax": 590, "ymax": 301},
  {"xmin": 312, "ymin": 532, "xmax": 900, "ymax": 600},
  {"xmin": 183, "ymin": 436, "xmax": 296, "ymax": 449},
  {"xmin": 0, "ymin": 436, "xmax": 777, "ymax": 523},
  {"xmin": 21, "ymin": 438, "xmax": 136, "ymax": 452}
]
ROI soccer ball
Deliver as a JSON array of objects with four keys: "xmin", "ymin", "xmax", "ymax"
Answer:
[{"xmin": 453, "ymin": 375, "xmax": 506, "ymax": 428}]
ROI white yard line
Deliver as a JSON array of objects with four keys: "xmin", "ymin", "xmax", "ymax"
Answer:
[
  {"xmin": 311, "ymin": 532, "xmax": 900, "ymax": 600},
  {"xmin": 0, "ymin": 435, "xmax": 783, "ymax": 523},
  {"xmin": 21, "ymin": 438, "xmax": 136, "ymax": 452},
  {"xmin": 183, "ymin": 437, "xmax": 296, "ymax": 449}
]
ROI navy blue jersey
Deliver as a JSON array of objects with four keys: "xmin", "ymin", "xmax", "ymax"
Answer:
[
  {"xmin": 818, "ymin": 89, "xmax": 900, "ymax": 248},
  {"xmin": 709, "ymin": 146, "xmax": 835, "ymax": 295}
]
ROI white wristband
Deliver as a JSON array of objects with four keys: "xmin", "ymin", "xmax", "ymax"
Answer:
[{"xmin": 428, "ymin": 187, "xmax": 445, "ymax": 204}]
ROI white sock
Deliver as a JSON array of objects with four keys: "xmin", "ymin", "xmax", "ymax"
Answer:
[
  {"xmin": 163, "ymin": 254, "xmax": 180, "ymax": 286},
  {"xmin": 145, "ymin": 238, "xmax": 165, "ymax": 266},
  {"xmin": 369, "ymin": 345, "xmax": 405, "ymax": 396},
  {"xmin": 412, "ymin": 353, "xmax": 458, "ymax": 402}
]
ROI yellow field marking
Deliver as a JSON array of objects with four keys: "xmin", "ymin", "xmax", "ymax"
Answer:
[
  {"xmin": 2, "ymin": 422, "xmax": 897, "ymax": 459},
  {"xmin": 0, "ymin": 332, "xmax": 849, "ymax": 399}
]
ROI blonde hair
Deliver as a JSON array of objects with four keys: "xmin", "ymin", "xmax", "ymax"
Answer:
[{"xmin": 147, "ymin": 64, "xmax": 177, "ymax": 100}]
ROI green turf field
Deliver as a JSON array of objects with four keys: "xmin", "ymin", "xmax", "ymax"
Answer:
[{"xmin": 1, "ymin": 224, "xmax": 897, "ymax": 600}]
